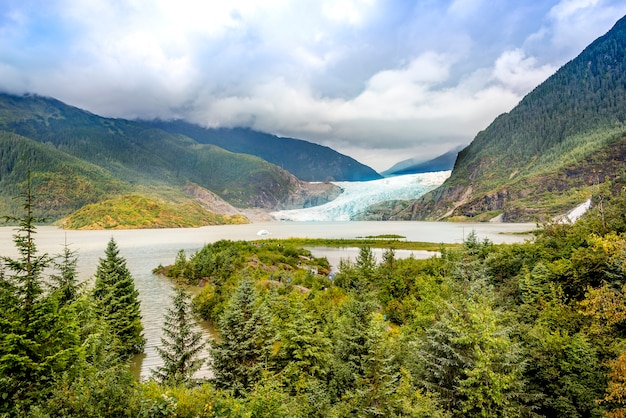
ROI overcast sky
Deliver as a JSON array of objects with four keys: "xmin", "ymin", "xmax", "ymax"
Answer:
[{"xmin": 1, "ymin": 0, "xmax": 625, "ymax": 172}]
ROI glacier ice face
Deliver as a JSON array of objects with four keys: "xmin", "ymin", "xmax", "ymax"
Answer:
[{"xmin": 271, "ymin": 171, "xmax": 451, "ymax": 221}]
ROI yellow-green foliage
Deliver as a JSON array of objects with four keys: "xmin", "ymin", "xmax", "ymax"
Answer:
[
  {"xmin": 264, "ymin": 237, "xmax": 455, "ymax": 251},
  {"xmin": 139, "ymin": 381, "xmax": 250, "ymax": 417},
  {"xmin": 61, "ymin": 194, "xmax": 249, "ymax": 229}
]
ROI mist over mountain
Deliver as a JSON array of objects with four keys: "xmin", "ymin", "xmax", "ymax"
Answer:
[
  {"xmin": 0, "ymin": 93, "xmax": 341, "ymax": 224},
  {"xmin": 141, "ymin": 120, "xmax": 382, "ymax": 182}
]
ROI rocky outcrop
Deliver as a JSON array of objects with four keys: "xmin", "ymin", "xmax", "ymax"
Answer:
[
  {"xmin": 277, "ymin": 181, "xmax": 342, "ymax": 210},
  {"xmin": 185, "ymin": 178, "xmax": 341, "ymax": 214},
  {"xmin": 184, "ymin": 184, "xmax": 243, "ymax": 215}
]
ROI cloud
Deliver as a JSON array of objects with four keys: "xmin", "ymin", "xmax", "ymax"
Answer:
[
  {"xmin": 322, "ymin": 0, "xmax": 375, "ymax": 24},
  {"xmin": 1, "ymin": 0, "xmax": 625, "ymax": 171},
  {"xmin": 491, "ymin": 49, "xmax": 557, "ymax": 94}
]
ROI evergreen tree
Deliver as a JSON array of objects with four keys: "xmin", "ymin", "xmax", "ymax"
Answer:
[
  {"xmin": 350, "ymin": 313, "xmax": 400, "ymax": 416},
  {"xmin": 210, "ymin": 279, "xmax": 277, "ymax": 396},
  {"xmin": 328, "ymin": 296, "xmax": 377, "ymax": 400},
  {"xmin": 92, "ymin": 237, "xmax": 145, "ymax": 357},
  {"xmin": 2, "ymin": 176, "xmax": 49, "ymax": 315},
  {"xmin": 276, "ymin": 296, "xmax": 332, "ymax": 391},
  {"xmin": 49, "ymin": 240, "xmax": 80, "ymax": 305},
  {"xmin": 416, "ymin": 276, "xmax": 529, "ymax": 417},
  {"xmin": 0, "ymin": 177, "xmax": 82, "ymax": 414},
  {"xmin": 152, "ymin": 286, "xmax": 206, "ymax": 386},
  {"xmin": 335, "ymin": 246, "xmax": 377, "ymax": 293}
]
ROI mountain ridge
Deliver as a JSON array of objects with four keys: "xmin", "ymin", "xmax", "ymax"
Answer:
[
  {"xmin": 381, "ymin": 145, "xmax": 464, "ymax": 176},
  {"xmin": 381, "ymin": 14, "xmax": 626, "ymax": 222},
  {"xmin": 140, "ymin": 120, "xmax": 382, "ymax": 182},
  {"xmin": 0, "ymin": 93, "xmax": 342, "ymax": 224}
]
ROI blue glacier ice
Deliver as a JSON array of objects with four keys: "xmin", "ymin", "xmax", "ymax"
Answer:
[{"xmin": 271, "ymin": 171, "xmax": 451, "ymax": 221}]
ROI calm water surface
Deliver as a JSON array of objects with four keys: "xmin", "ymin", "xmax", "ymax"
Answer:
[{"xmin": 0, "ymin": 221, "xmax": 535, "ymax": 379}]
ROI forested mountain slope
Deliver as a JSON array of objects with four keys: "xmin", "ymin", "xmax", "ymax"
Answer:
[
  {"xmin": 392, "ymin": 14, "xmax": 626, "ymax": 221},
  {"xmin": 0, "ymin": 93, "xmax": 340, "ymax": 222},
  {"xmin": 141, "ymin": 120, "xmax": 382, "ymax": 181},
  {"xmin": 0, "ymin": 130, "xmax": 130, "ymax": 220}
]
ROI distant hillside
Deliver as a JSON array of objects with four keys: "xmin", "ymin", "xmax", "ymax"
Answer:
[
  {"xmin": 0, "ymin": 130, "xmax": 132, "ymax": 219},
  {"xmin": 141, "ymin": 120, "xmax": 382, "ymax": 181},
  {"xmin": 382, "ymin": 145, "xmax": 463, "ymax": 176},
  {"xmin": 0, "ymin": 93, "xmax": 340, "ymax": 224},
  {"xmin": 61, "ymin": 195, "xmax": 248, "ymax": 229},
  {"xmin": 385, "ymin": 15, "xmax": 626, "ymax": 222}
]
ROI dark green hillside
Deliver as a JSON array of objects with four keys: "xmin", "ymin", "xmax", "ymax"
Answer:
[
  {"xmin": 0, "ymin": 131, "xmax": 129, "ymax": 219},
  {"xmin": 394, "ymin": 15, "xmax": 626, "ymax": 221},
  {"xmin": 141, "ymin": 120, "xmax": 382, "ymax": 181},
  {"xmin": 179, "ymin": 143, "xmax": 304, "ymax": 208},
  {"xmin": 0, "ymin": 93, "xmax": 338, "ymax": 215}
]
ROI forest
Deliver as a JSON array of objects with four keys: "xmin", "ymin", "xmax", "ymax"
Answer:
[
  {"xmin": 3, "ymin": 179, "xmax": 626, "ymax": 417},
  {"xmin": 402, "ymin": 15, "xmax": 626, "ymax": 222}
]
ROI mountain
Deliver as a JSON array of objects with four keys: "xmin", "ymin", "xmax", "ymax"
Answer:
[
  {"xmin": 382, "ymin": 15, "xmax": 626, "ymax": 222},
  {"xmin": 0, "ymin": 93, "xmax": 340, "ymax": 223},
  {"xmin": 140, "ymin": 120, "xmax": 382, "ymax": 182},
  {"xmin": 381, "ymin": 145, "xmax": 464, "ymax": 176},
  {"xmin": 0, "ymin": 130, "xmax": 130, "ymax": 220}
]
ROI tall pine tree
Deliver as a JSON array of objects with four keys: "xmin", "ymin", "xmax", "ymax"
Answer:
[
  {"xmin": 152, "ymin": 286, "xmax": 206, "ymax": 386},
  {"xmin": 0, "ymin": 176, "xmax": 81, "ymax": 414},
  {"xmin": 49, "ymin": 240, "xmax": 80, "ymax": 305},
  {"xmin": 92, "ymin": 237, "xmax": 145, "ymax": 357}
]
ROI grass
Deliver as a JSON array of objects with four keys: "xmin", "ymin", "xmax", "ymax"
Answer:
[
  {"xmin": 260, "ymin": 237, "xmax": 459, "ymax": 251},
  {"xmin": 358, "ymin": 234, "xmax": 406, "ymax": 239}
]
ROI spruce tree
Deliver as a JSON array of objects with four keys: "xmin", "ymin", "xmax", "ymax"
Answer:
[
  {"xmin": 210, "ymin": 279, "xmax": 277, "ymax": 396},
  {"xmin": 416, "ymin": 276, "xmax": 528, "ymax": 417},
  {"xmin": 0, "ymin": 177, "xmax": 81, "ymax": 414},
  {"xmin": 49, "ymin": 240, "xmax": 80, "ymax": 305},
  {"xmin": 2, "ymin": 176, "xmax": 49, "ymax": 314},
  {"xmin": 328, "ymin": 296, "xmax": 377, "ymax": 400},
  {"xmin": 92, "ymin": 237, "xmax": 145, "ymax": 357},
  {"xmin": 152, "ymin": 286, "xmax": 206, "ymax": 386}
]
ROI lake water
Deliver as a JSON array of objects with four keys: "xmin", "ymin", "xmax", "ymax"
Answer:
[{"xmin": 0, "ymin": 221, "xmax": 535, "ymax": 379}]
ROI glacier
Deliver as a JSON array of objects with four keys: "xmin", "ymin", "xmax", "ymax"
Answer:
[{"xmin": 271, "ymin": 171, "xmax": 451, "ymax": 221}]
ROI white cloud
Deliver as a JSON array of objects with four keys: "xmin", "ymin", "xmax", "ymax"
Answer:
[
  {"xmin": 525, "ymin": 0, "xmax": 626, "ymax": 61},
  {"xmin": 491, "ymin": 49, "xmax": 557, "ymax": 94},
  {"xmin": 549, "ymin": 0, "xmax": 600, "ymax": 20},
  {"xmin": 1, "ymin": 0, "xmax": 625, "ymax": 171},
  {"xmin": 322, "ymin": 0, "xmax": 375, "ymax": 24}
]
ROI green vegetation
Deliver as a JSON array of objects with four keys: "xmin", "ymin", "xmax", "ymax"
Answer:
[
  {"xmin": 0, "ymin": 131, "xmax": 130, "ymax": 220},
  {"xmin": 360, "ymin": 234, "xmax": 406, "ymax": 239},
  {"xmin": 144, "ymin": 120, "xmax": 381, "ymax": 182},
  {"xmin": 395, "ymin": 15, "xmax": 626, "ymax": 221},
  {"xmin": 7, "ymin": 180, "xmax": 626, "ymax": 416},
  {"xmin": 92, "ymin": 237, "xmax": 146, "ymax": 357},
  {"xmin": 0, "ymin": 92, "xmax": 332, "ymax": 222},
  {"xmin": 259, "ymin": 237, "xmax": 454, "ymax": 251},
  {"xmin": 61, "ymin": 194, "xmax": 248, "ymax": 229},
  {"xmin": 0, "ymin": 183, "xmax": 142, "ymax": 416},
  {"xmin": 153, "ymin": 286, "xmax": 206, "ymax": 387}
]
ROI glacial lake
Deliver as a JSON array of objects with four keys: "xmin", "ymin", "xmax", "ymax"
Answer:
[{"xmin": 0, "ymin": 221, "xmax": 535, "ymax": 379}]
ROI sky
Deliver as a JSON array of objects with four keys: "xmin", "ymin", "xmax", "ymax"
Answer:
[{"xmin": 1, "ymin": 0, "xmax": 625, "ymax": 172}]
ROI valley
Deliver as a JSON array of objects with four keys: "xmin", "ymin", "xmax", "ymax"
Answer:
[{"xmin": 3, "ymin": 5, "xmax": 626, "ymax": 417}]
